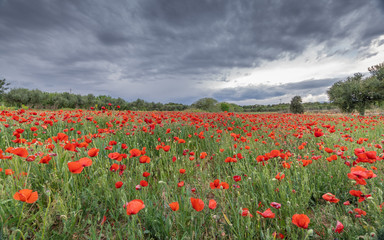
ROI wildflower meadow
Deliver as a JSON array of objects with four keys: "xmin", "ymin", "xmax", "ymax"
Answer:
[{"xmin": 1, "ymin": 108, "xmax": 384, "ymax": 239}]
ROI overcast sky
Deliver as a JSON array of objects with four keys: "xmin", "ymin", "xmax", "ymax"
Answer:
[{"xmin": 1, "ymin": 0, "xmax": 384, "ymax": 105}]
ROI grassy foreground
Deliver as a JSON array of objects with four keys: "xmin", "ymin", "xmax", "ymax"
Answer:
[{"xmin": 1, "ymin": 109, "xmax": 384, "ymax": 239}]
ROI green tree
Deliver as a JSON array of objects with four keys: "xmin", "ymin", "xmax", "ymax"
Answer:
[
  {"xmin": 327, "ymin": 73, "xmax": 370, "ymax": 115},
  {"xmin": 327, "ymin": 62, "xmax": 384, "ymax": 115},
  {"xmin": 368, "ymin": 62, "xmax": 384, "ymax": 81},
  {"xmin": 0, "ymin": 78, "xmax": 10, "ymax": 101},
  {"xmin": 191, "ymin": 98, "xmax": 219, "ymax": 112},
  {"xmin": 290, "ymin": 96, "xmax": 304, "ymax": 114},
  {"xmin": 364, "ymin": 62, "xmax": 384, "ymax": 103},
  {"xmin": 3, "ymin": 88, "xmax": 30, "ymax": 107},
  {"xmin": 29, "ymin": 89, "xmax": 46, "ymax": 108},
  {"xmin": 220, "ymin": 102, "xmax": 230, "ymax": 112}
]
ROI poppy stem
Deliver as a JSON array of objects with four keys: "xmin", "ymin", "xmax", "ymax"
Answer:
[
  {"xmin": 41, "ymin": 194, "xmax": 51, "ymax": 240},
  {"xmin": 17, "ymin": 202, "xmax": 25, "ymax": 229},
  {"xmin": 23, "ymin": 164, "xmax": 31, "ymax": 187},
  {"xmin": 98, "ymin": 223, "xmax": 104, "ymax": 240}
]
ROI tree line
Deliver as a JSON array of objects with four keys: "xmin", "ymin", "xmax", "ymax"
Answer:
[
  {"xmin": 0, "ymin": 88, "xmax": 188, "ymax": 111},
  {"xmin": 0, "ymin": 86, "xmax": 335, "ymax": 113}
]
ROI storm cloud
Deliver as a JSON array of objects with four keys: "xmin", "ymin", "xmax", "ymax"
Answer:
[
  {"xmin": 213, "ymin": 78, "xmax": 341, "ymax": 102},
  {"xmin": 0, "ymin": 0, "xmax": 383, "ymax": 104}
]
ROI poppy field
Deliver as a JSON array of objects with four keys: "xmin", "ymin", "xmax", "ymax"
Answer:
[{"xmin": 1, "ymin": 109, "xmax": 384, "ymax": 239}]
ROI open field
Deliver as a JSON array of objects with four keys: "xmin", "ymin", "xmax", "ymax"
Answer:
[{"xmin": 1, "ymin": 109, "xmax": 384, "ymax": 239}]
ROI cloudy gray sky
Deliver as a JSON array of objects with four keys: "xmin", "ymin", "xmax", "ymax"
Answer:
[{"xmin": 1, "ymin": 0, "xmax": 384, "ymax": 105}]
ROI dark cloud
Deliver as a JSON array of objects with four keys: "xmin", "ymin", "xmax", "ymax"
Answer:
[
  {"xmin": 378, "ymin": 0, "xmax": 384, "ymax": 11},
  {"xmin": 96, "ymin": 31, "xmax": 132, "ymax": 46},
  {"xmin": 213, "ymin": 78, "xmax": 341, "ymax": 102},
  {"xmin": 283, "ymin": 78, "xmax": 341, "ymax": 90},
  {"xmin": 0, "ymin": 0, "xmax": 383, "ymax": 104}
]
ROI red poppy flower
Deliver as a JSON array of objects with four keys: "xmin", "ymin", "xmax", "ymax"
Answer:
[
  {"xmin": 275, "ymin": 172, "xmax": 285, "ymax": 181},
  {"xmin": 241, "ymin": 208, "xmax": 253, "ymax": 217},
  {"xmin": 334, "ymin": 221, "xmax": 344, "ymax": 233},
  {"xmin": 354, "ymin": 208, "xmax": 366, "ymax": 216},
  {"xmin": 13, "ymin": 189, "xmax": 38, "ymax": 203},
  {"xmin": 256, "ymin": 208, "xmax": 275, "ymax": 218},
  {"xmin": 349, "ymin": 190, "xmax": 362, "ymax": 197},
  {"xmin": 115, "ymin": 181, "xmax": 123, "ymax": 189},
  {"xmin": 64, "ymin": 143, "xmax": 77, "ymax": 152},
  {"xmin": 322, "ymin": 193, "xmax": 340, "ymax": 203},
  {"xmin": 348, "ymin": 166, "xmax": 377, "ymax": 185},
  {"xmin": 108, "ymin": 152, "xmax": 123, "ymax": 161},
  {"xmin": 270, "ymin": 202, "xmax": 281, "ymax": 209},
  {"xmin": 233, "ymin": 175, "xmax": 241, "ymax": 182},
  {"xmin": 209, "ymin": 179, "xmax": 229, "ymax": 189},
  {"xmin": 162, "ymin": 145, "xmax": 171, "ymax": 152},
  {"xmin": 110, "ymin": 163, "xmax": 119, "ymax": 172},
  {"xmin": 88, "ymin": 148, "xmax": 99, "ymax": 157},
  {"xmin": 0, "ymin": 149, "xmax": 12, "ymax": 160},
  {"xmin": 225, "ymin": 157, "xmax": 237, "ymax": 163},
  {"xmin": 9, "ymin": 147, "xmax": 28, "ymax": 158},
  {"xmin": 292, "ymin": 214, "xmax": 310, "ymax": 229},
  {"xmin": 68, "ymin": 157, "xmax": 92, "ymax": 174},
  {"xmin": 200, "ymin": 152, "xmax": 207, "ymax": 159},
  {"xmin": 169, "ymin": 202, "xmax": 179, "ymax": 211},
  {"xmin": 129, "ymin": 149, "xmax": 141, "ymax": 158},
  {"xmin": 140, "ymin": 180, "xmax": 148, "ymax": 187},
  {"xmin": 39, "ymin": 155, "xmax": 52, "ymax": 164},
  {"xmin": 126, "ymin": 199, "xmax": 145, "ymax": 215},
  {"xmin": 139, "ymin": 155, "xmax": 151, "ymax": 163},
  {"xmin": 281, "ymin": 161, "xmax": 291, "ymax": 169},
  {"xmin": 324, "ymin": 147, "xmax": 334, "ymax": 153},
  {"xmin": 190, "ymin": 198, "xmax": 204, "ymax": 211},
  {"xmin": 314, "ymin": 130, "xmax": 324, "ymax": 137},
  {"xmin": 209, "ymin": 199, "xmax": 217, "ymax": 209}
]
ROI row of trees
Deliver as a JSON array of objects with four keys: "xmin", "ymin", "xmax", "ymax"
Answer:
[
  {"xmin": 0, "ymin": 84, "xmax": 336, "ymax": 113},
  {"xmin": 327, "ymin": 62, "xmax": 384, "ymax": 115},
  {"xmin": 0, "ymin": 85, "xmax": 247, "ymax": 112},
  {"xmin": 242, "ymin": 101, "xmax": 334, "ymax": 113},
  {"xmin": 1, "ymin": 88, "xmax": 188, "ymax": 111},
  {"xmin": 0, "ymin": 86, "xmax": 313, "ymax": 113}
]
